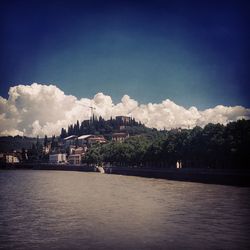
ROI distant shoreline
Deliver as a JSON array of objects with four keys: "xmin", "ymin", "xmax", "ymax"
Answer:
[
  {"xmin": 0, "ymin": 163, "xmax": 95, "ymax": 172},
  {"xmin": 1, "ymin": 163, "xmax": 250, "ymax": 187}
]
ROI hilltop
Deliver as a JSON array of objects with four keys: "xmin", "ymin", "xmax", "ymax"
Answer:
[{"xmin": 59, "ymin": 115, "xmax": 154, "ymax": 139}]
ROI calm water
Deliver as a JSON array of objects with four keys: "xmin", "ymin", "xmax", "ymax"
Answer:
[{"xmin": 0, "ymin": 170, "xmax": 249, "ymax": 250}]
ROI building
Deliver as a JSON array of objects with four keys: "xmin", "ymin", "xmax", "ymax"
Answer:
[
  {"xmin": 67, "ymin": 146, "xmax": 86, "ymax": 164},
  {"xmin": 78, "ymin": 134, "xmax": 107, "ymax": 146},
  {"xmin": 74, "ymin": 147, "xmax": 87, "ymax": 155},
  {"xmin": 5, "ymin": 154, "xmax": 20, "ymax": 163},
  {"xmin": 119, "ymin": 125, "xmax": 126, "ymax": 131},
  {"xmin": 116, "ymin": 116, "xmax": 131, "ymax": 124},
  {"xmin": 112, "ymin": 132, "xmax": 129, "ymax": 142},
  {"xmin": 87, "ymin": 135, "xmax": 107, "ymax": 144},
  {"xmin": 49, "ymin": 153, "xmax": 67, "ymax": 164},
  {"xmin": 70, "ymin": 146, "xmax": 86, "ymax": 155},
  {"xmin": 69, "ymin": 145, "xmax": 76, "ymax": 155},
  {"xmin": 64, "ymin": 135, "xmax": 78, "ymax": 147},
  {"xmin": 78, "ymin": 134, "xmax": 93, "ymax": 146},
  {"xmin": 68, "ymin": 154, "xmax": 81, "ymax": 165}
]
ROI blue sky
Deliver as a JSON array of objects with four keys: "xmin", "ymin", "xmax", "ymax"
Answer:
[{"xmin": 1, "ymin": 0, "xmax": 249, "ymax": 109}]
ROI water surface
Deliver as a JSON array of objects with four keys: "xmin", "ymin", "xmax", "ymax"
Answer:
[{"xmin": 0, "ymin": 170, "xmax": 249, "ymax": 249}]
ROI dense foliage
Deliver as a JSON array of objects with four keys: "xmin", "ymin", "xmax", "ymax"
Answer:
[
  {"xmin": 0, "ymin": 136, "xmax": 38, "ymax": 152},
  {"xmin": 60, "ymin": 116, "xmax": 150, "ymax": 138},
  {"xmin": 84, "ymin": 120, "xmax": 250, "ymax": 169}
]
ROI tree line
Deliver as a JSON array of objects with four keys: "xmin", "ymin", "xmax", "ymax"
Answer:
[
  {"xmin": 60, "ymin": 116, "xmax": 149, "ymax": 138},
  {"xmin": 84, "ymin": 119, "xmax": 250, "ymax": 169}
]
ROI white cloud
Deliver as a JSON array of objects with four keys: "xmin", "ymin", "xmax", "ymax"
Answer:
[{"xmin": 0, "ymin": 83, "xmax": 249, "ymax": 136}]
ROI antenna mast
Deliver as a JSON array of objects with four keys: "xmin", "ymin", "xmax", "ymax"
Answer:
[{"xmin": 81, "ymin": 104, "xmax": 96, "ymax": 123}]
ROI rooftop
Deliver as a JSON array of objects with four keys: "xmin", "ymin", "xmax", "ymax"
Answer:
[
  {"xmin": 78, "ymin": 135, "xmax": 92, "ymax": 140},
  {"xmin": 64, "ymin": 135, "xmax": 78, "ymax": 140}
]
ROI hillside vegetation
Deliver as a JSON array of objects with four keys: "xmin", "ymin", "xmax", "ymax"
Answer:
[{"xmin": 84, "ymin": 120, "xmax": 250, "ymax": 169}]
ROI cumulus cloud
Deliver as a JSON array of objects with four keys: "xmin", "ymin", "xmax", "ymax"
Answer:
[{"xmin": 0, "ymin": 83, "xmax": 249, "ymax": 137}]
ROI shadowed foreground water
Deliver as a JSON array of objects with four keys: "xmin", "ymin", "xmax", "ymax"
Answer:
[{"xmin": 0, "ymin": 170, "xmax": 249, "ymax": 250}]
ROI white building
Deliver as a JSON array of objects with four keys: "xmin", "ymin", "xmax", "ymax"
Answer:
[
  {"xmin": 49, "ymin": 153, "xmax": 67, "ymax": 164},
  {"xmin": 6, "ymin": 155, "xmax": 19, "ymax": 163}
]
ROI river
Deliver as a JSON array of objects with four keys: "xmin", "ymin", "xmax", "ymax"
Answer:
[{"xmin": 0, "ymin": 170, "xmax": 249, "ymax": 249}]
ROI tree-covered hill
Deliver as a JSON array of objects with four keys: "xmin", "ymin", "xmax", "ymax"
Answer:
[{"xmin": 60, "ymin": 116, "xmax": 151, "ymax": 138}]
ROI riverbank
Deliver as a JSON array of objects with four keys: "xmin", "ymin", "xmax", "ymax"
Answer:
[
  {"xmin": 105, "ymin": 167, "xmax": 250, "ymax": 187},
  {"xmin": 1, "ymin": 163, "xmax": 250, "ymax": 186}
]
